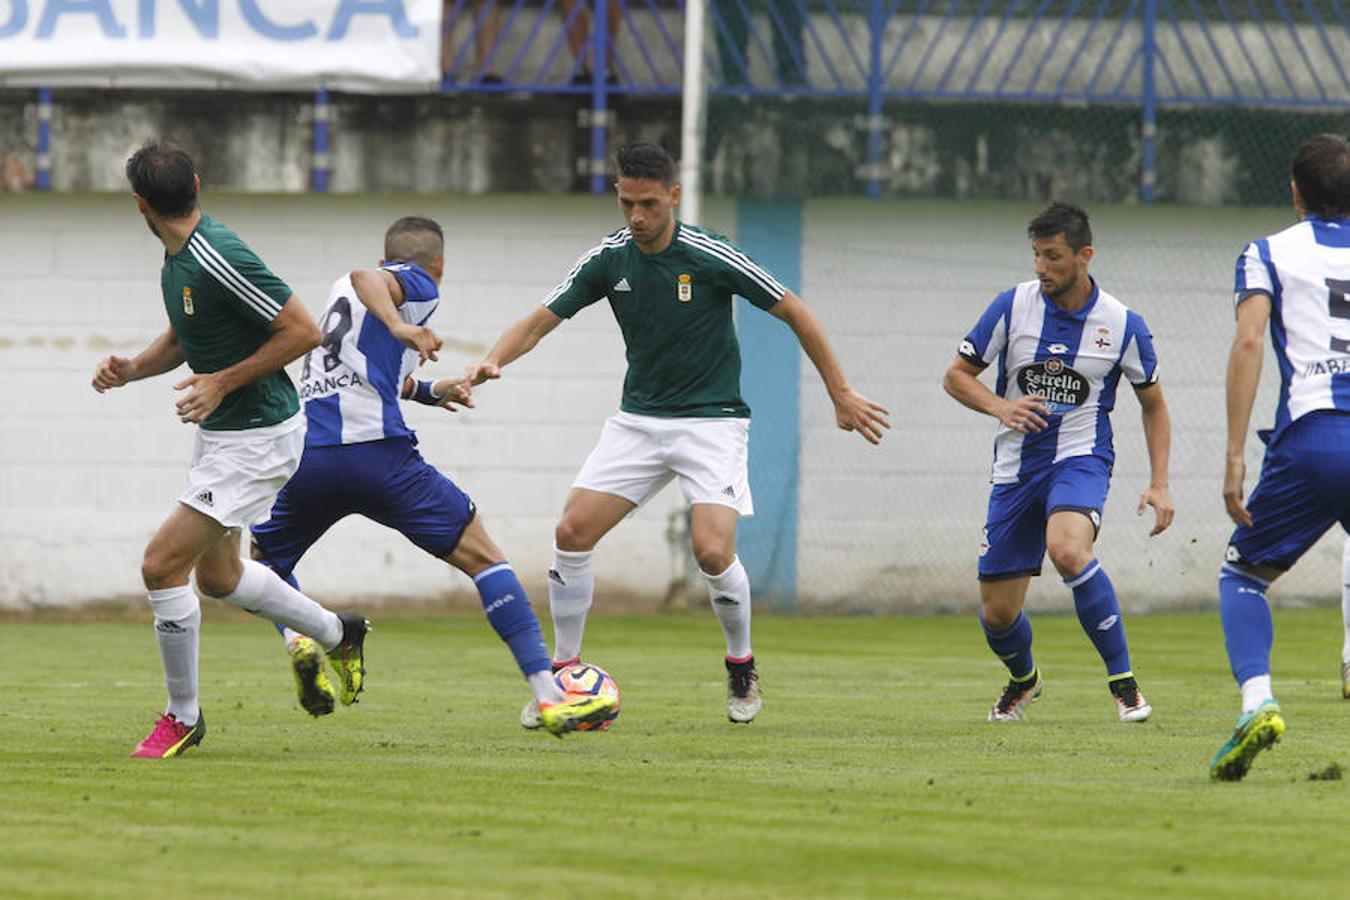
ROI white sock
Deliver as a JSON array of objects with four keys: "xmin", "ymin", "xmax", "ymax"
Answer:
[
  {"xmin": 704, "ymin": 556, "xmax": 752, "ymax": 660},
  {"xmin": 148, "ymin": 585, "xmax": 201, "ymax": 725},
  {"xmin": 218, "ymin": 559, "xmax": 342, "ymax": 650},
  {"xmin": 527, "ymin": 670, "xmax": 565, "ymax": 705},
  {"xmin": 281, "ymin": 626, "xmax": 303, "ymax": 646},
  {"xmin": 1240, "ymin": 674, "xmax": 1274, "ymax": 714},
  {"xmin": 549, "ymin": 546, "xmax": 594, "ymax": 665},
  {"xmin": 1342, "ymin": 537, "xmax": 1350, "ymax": 664}
]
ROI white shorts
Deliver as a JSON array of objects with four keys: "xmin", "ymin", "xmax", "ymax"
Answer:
[
  {"xmin": 179, "ymin": 413, "xmax": 305, "ymax": 529},
  {"xmin": 573, "ymin": 411, "xmax": 754, "ymax": 516}
]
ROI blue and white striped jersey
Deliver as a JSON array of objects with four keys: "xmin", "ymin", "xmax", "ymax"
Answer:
[
  {"xmin": 297, "ymin": 262, "xmax": 439, "ymax": 447},
  {"xmin": 1234, "ymin": 215, "xmax": 1350, "ymax": 445},
  {"xmin": 959, "ymin": 279, "xmax": 1159, "ymax": 484}
]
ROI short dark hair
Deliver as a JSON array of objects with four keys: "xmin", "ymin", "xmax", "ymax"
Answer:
[
  {"xmin": 615, "ymin": 143, "xmax": 677, "ymax": 186},
  {"xmin": 1027, "ymin": 201, "xmax": 1092, "ymax": 252},
  {"xmin": 125, "ymin": 139, "xmax": 198, "ymax": 218},
  {"xmin": 384, "ymin": 216, "xmax": 444, "ymax": 268},
  {"xmin": 1291, "ymin": 133, "xmax": 1350, "ymax": 219}
]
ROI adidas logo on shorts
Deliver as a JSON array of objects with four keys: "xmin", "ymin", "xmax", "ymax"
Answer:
[
  {"xmin": 194, "ymin": 490, "xmax": 214, "ymax": 507},
  {"xmin": 722, "ymin": 485, "xmax": 735, "ymax": 497}
]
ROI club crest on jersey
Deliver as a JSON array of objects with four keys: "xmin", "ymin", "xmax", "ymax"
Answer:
[
  {"xmin": 1094, "ymin": 326, "xmax": 1112, "ymax": 349},
  {"xmin": 677, "ymin": 273, "xmax": 692, "ymax": 303},
  {"xmin": 1018, "ymin": 358, "xmax": 1089, "ymax": 414},
  {"xmin": 182, "ymin": 286, "xmax": 195, "ymax": 316}
]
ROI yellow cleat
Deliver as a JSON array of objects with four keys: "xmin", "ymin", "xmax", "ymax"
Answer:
[
  {"xmin": 538, "ymin": 695, "xmax": 617, "ymax": 737},
  {"xmin": 289, "ymin": 636, "xmax": 336, "ymax": 717},
  {"xmin": 326, "ymin": 612, "xmax": 370, "ymax": 706},
  {"xmin": 1209, "ymin": 699, "xmax": 1285, "ymax": 782}
]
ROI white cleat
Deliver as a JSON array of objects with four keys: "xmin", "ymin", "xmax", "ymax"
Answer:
[
  {"xmin": 520, "ymin": 698, "xmax": 542, "ymax": 729},
  {"xmin": 726, "ymin": 657, "xmax": 762, "ymax": 723},
  {"xmin": 987, "ymin": 670, "xmax": 1042, "ymax": 722},
  {"xmin": 1110, "ymin": 676, "xmax": 1152, "ymax": 723}
]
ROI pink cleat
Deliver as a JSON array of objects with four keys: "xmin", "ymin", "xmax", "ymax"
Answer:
[{"xmin": 129, "ymin": 711, "xmax": 206, "ymax": 759}]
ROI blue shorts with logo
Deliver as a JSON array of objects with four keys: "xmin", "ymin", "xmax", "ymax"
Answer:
[
  {"xmin": 978, "ymin": 455, "xmax": 1111, "ymax": 581},
  {"xmin": 251, "ymin": 436, "xmax": 475, "ymax": 576},
  {"xmin": 1227, "ymin": 411, "xmax": 1350, "ymax": 571}
]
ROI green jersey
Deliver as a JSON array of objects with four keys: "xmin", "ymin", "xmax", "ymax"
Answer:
[
  {"xmin": 161, "ymin": 213, "xmax": 299, "ymax": 431},
  {"xmin": 545, "ymin": 222, "xmax": 786, "ymax": 418}
]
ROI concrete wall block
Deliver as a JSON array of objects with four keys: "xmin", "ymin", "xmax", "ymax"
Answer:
[
  {"xmin": 95, "ymin": 464, "xmax": 188, "ymax": 513},
  {"xmin": 7, "ymin": 463, "xmax": 99, "ymax": 509}
]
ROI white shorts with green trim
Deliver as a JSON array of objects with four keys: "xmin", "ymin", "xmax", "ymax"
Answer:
[{"xmin": 573, "ymin": 411, "xmax": 754, "ymax": 516}]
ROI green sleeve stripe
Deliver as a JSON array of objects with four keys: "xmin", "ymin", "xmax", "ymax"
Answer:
[{"xmin": 188, "ymin": 233, "xmax": 285, "ymax": 321}]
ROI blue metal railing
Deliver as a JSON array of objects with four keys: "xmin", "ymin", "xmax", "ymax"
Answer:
[{"xmin": 438, "ymin": 0, "xmax": 1348, "ymax": 199}]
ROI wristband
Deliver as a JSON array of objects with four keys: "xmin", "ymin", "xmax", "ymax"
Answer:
[{"xmin": 404, "ymin": 378, "xmax": 445, "ymax": 405}]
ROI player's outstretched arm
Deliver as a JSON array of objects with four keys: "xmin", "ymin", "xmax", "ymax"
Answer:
[
  {"xmin": 466, "ymin": 306, "xmax": 564, "ymax": 386},
  {"xmin": 1134, "ymin": 381, "xmax": 1174, "ymax": 536},
  {"xmin": 942, "ymin": 355, "xmax": 1049, "ymax": 433},
  {"xmin": 1223, "ymin": 293, "xmax": 1272, "ymax": 527},
  {"xmin": 768, "ymin": 291, "xmax": 890, "ymax": 444},
  {"xmin": 92, "ymin": 328, "xmax": 184, "ymax": 392},
  {"xmin": 351, "ymin": 267, "xmax": 442, "ymax": 364},
  {"xmin": 172, "ymin": 295, "xmax": 321, "ymax": 425}
]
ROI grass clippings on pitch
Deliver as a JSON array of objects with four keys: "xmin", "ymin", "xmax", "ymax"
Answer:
[{"xmin": 1, "ymin": 609, "xmax": 1345, "ymax": 899}]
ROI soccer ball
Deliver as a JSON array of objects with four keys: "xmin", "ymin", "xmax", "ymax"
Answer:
[{"xmin": 554, "ymin": 663, "xmax": 621, "ymax": 731}]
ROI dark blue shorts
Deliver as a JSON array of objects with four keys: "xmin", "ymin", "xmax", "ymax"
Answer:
[
  {"xmin": 1227, "ymin": 412, "xmax": 1350, "ymax": 571},
  {"xmin": 251, "ymin": 436, "xmax": 475, "ymax": 577},
  {"xmin": 978, "ymin": 455, "xmax": 1111, "ymax": 581}
]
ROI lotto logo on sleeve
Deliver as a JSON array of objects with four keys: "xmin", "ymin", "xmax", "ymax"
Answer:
[{"xmin": 1017, "ymin": 358, "xmax": 1089, "ymax": 414}]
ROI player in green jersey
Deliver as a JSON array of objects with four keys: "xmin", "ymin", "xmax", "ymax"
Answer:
[
  {"xmin": 467, "ymin": 142, "xmax": 890, "ymax": 725},
  {"xmin": 92, "ymin": 140, "xmax": 369, "ymax": 758}
]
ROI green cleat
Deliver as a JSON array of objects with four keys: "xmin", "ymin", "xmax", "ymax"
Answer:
[
  {"xmin": 289, "ymin": 636, "xmax": 336, "ymax": 717},
  {"xmin": 1209, "ymin": 699, "xmax": 1285, "ymax": 782},
  {"xmin": 538, "ymin": 695, "xmax": 618, "ymax": 738},
  {"xmin": 326, "ymin": 612, "xmax": 370, "ymax": 706}
]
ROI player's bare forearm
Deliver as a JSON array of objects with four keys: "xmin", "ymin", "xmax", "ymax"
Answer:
[
  {"xmin": 770, "ymin": 292, "xmax": 847, "ymax": 396},
  {"xmin": 226, "ymin": 299, "xmax": 321, "ymax": 390},
  {"xmin": 172, "ymin": 299, "xmax": 320, "ymax": 424},
  {"xmin": 131, "ymin": 329, "xmax": 186, "ymax": 379},
  {"xmin": 1136, "ymin": 383, "xmax": 1172, "ymax": 490},
  {"xmin": 351, "ymin": 268, "xmax": 406, "ymax": 322},
  {"xmin": 944, "ymin": 357, "xmax": 1048, "ymax": 433},
  {"xmin": 771, "ymin": 292, "xmax": 890, "ymax": 442},
  {"xmin": 1222, "ymin": 294, "xmax": 1270, "ymax": 526},
  {"xmin": 472, "ymin": 306, "xmax": 562, "ymax": 383},
  {"xmin": 1225, "ymin": 296, "xmax": 1270, "ymax": 458},
  {"xmin": 352, "ymin": 267, "xmax": 440, "ymax": 362}
]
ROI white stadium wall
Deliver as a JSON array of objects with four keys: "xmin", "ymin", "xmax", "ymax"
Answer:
[{"xmin": 0, "ymin": 193, "xmax": 1342, "ymax": 613}]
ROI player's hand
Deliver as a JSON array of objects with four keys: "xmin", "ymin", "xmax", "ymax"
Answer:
[
  {"xmin": 998, "ymin": 394, "xmax": 1050, "ymax": 433},
  {"xmin": 831, "ymin": 388, "xmax": 891, "ymax": 445},
  {"xmin": 92, "ymin": 355, "xmax": 135, "ymax": 392},
  {"xmin": 1223, "ymin": 454, "xmax": 1252, "ymax": 527},
  {"xmin": 465, "ymin": 361, "xmax": 501, "ymax": 386},
  {"xmin": 1137, "ymin": 484, "xmax": 1175, "ymax": 536},
  {"xmin": 391, "ymin": 322, "xmax": 442, "ymax": 364},
  {"xmin": 432, "ymin": 377, "xmax": 475, "ymax": 412},
  {"xmin": 173, "ymin": 372, "xmax": 228, "ymax": 424}
]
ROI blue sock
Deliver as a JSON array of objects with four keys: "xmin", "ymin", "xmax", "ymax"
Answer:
[
  {"xmin": 1066, "ymin": 560, "xmax": 1131, "ymax": 677},
  {"xmin": 1219, "ymin": 565, "xmax": 1274, "ymax": 684},
  {"xmin": 981, "ymin": 611, "xmax": 1036, "ymax": 681},
  {"xmin": 475, "ymin": 562, "xmax": 550, "ymax": 677}
]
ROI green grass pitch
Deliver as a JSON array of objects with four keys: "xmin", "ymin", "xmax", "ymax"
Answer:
[{"xmin": 2, "ymin": 608, "xmax": 1346, "ymax": 898}]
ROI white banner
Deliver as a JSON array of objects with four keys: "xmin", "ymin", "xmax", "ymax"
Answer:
[{"xmin": 0, "ymin": 0, "xmax": 441, "ymax": 93}]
